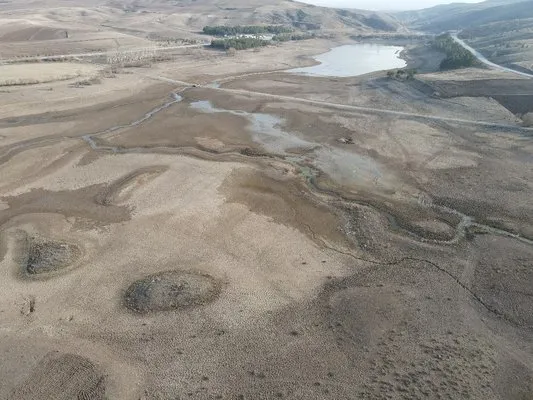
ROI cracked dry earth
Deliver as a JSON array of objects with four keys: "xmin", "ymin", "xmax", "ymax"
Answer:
[{"xmin": 1, "ymin": 72, "xmax": 533, "ymax": 400}]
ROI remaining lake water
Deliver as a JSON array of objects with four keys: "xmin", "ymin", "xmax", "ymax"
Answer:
[{"xmin": 289, "ymin": 43, "xmax": 407, "ymax": 77}]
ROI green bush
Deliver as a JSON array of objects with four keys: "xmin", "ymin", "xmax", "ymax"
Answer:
[{"xmin": 387, "ymin": 69, "xmax": 417, "ymax": 80}]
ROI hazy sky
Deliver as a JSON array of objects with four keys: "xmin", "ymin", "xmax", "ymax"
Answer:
[{"xmin": 298, "ymin": 0, "xmax": 484, "ymax": 11}]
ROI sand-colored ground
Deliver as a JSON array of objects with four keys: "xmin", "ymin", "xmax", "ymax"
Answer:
[
  {"xmin": 146, "ymin": 39, "xmax": 339, "ymax": 83},
  {"xmin": 0, "ymin": 62, "xmax": 100, "ymax": 86},
  {"xmin": 1, "ymin": 1, "xmax": 533, "ymax": 399},
  {"xmin": 420, "ymin": 67, "xmax": 531, "ymax": 81}
]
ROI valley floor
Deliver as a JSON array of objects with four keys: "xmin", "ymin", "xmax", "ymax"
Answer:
[{"xmin": 1, "ymin": 9, "xmax": 533, "ymax": 400}]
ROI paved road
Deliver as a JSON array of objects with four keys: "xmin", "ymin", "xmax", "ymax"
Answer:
[
  {"xmin": 1, "ymin": 43, "xmax": 209, "ymax": 63},
  {"xmin": 451, "ymin": 33, "xmax": 533, "ymax": 79}
]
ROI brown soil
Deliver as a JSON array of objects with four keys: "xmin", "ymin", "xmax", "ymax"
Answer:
[
  {"xmin": 105, "ymin": 99, "xmax": 257, "ymax": 152},
  {"xmin": 421, "ymin": 76, "xmax": 533, "ymax": 115},
  {"xmin": 1, "ymin": 186, "xmax": 132, "ymax": 228},
  {"xmin": 220, "ymin": 166, "xmax": 350, "ymax": 247},
  {"xmin": 94, "ymin": 166, "xmax": 168, "ymax": 206}
]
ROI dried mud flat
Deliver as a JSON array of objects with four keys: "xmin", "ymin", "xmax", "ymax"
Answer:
[{"xmin": 1, "ymin": 20, "xmax": 533, "ymax": 400}]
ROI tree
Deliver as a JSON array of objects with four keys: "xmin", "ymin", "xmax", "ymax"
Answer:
[
  {"xmin": 406, "ymin": 69, "xmax": 417, "ymax": 80},
  {"xmin": 211, "ymin": 37, "xmax": 269, "ymax": 50},
  {"xmin": 433, "ymin": 34, "xmax": 477, "ymax": 70}
]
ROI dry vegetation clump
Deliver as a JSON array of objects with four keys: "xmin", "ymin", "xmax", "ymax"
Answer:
[
  {"xmin": 124, "ymin": 271, "xmax": 221, "ymax": 313},
  {"xmin": 105, "ymin": 47, "xmax": 172, "ymax": 67},
  {"xmin": 152, "ymin": 37, "xmax": 203, "ymax": 46},
  {"xmin": 71, "ymin": 77, "xmax": 103, "ymax": 87},
  {"xmin": 0, "ymin": 62, "xmax": 100, "ymax": 86},
  {"xmin": 23, "ymin": 236, "xmax": 80, "ymax": 276},
  {"xmin": 0, "ymin": 78, "xmax": 41, "ymax": 86},
  {"xmin": 10, "ymin": 352, "xmax": 106, "ymax": 400}
]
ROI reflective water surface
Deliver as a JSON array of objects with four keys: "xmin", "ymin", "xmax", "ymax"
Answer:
[{"xmin": 289, "ymin": 43, "xmax": 407, "ymax": 77}]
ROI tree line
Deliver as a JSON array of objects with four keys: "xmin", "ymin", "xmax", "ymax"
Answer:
[
  {"xmin": 271, "ymin": 33, "xmax": 315, "ymax": 42},
  {"xmin": 433, "ymin": 34, "xmax": 478, "ymax": 70},
  {"xmin": 210, "ymin": 37, "xmax": 270, "ymax": 50},
  {"xmin": 203, "ymin": 25, "xmax": 293, "ymax": 37},
  {"xmin": 210, "ymin": 33, "xmax": 314, "ymax": 51}
]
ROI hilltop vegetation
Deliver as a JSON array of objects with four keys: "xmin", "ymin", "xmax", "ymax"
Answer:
[{"xmin": 433, "ymin": 34, "xmax": 478, "ymax": 70}]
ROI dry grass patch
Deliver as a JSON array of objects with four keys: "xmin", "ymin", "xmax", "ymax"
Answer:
[{"xmin": 0, "ymin": 62, "xmax": 100, "ymax": 86}]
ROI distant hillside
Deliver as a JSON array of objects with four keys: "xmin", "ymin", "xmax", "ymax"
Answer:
[
  {"xmin": 0, "ymin": 0, "xmax": 403, "ymax": 34},
  {"xmin": 396, "ymin": 0, "xmax": 533, "ymax": 32},
  {"xmin": 396, "ymin": 0, "xmax": 533, "ymax": 73},
  {"xmin": 107, "ymin": 0, "xmax": 403, "ymax": 33}
]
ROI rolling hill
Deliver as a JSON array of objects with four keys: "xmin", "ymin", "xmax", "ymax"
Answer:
[
  {"xmin": 0, "ymin": 0, "xmax": 403, "ymax": 36},
  {"xmin": 396, "ymin": 0, "xmax": 533, "ymax": 73},
  {"xmin": 396, "ymin": 0, "xmax": 533, "ymax": 32}
]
